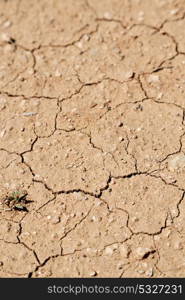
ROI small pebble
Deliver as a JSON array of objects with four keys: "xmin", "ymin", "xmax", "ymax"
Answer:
[
  {"xmin": 118, "ymin": 136, "xmax": 124, "ymax": 142},
  {"xmin": 51, "ymin": 216, "xmax": 60, "ymax": 224},
  {"xmin": 1, "ymin": 33, "xmax": 10, "ymax": 42},
  {"xmin": 168, "ymin": 153, "xmax": 185, "ymax": 171},
  {"xmin": 103, "ymin": 12, "xmax": 112, "ymax": 19},
  {"xmin": 137, "ymin": 269, "xmax": 145, "ymax": 274},
  {"xmin": 104, "ymin": 246, "xmax": 113, "ymax": 256},
  {"xmin": 21, "ymin": 112, "xmax": 37, "ymax": 116},
  {"xmin": 119, "ymin": 244, "xmax": 131, "ymax": 258},
  {"xmin": 147, "ymin": 74, "xmax": 159, "ymax": 83},
  {"xmin": 3, "ymin": 20, "xmax": 12, "ymax": 28},
  {"xmin": 174, "ymin": 240, "xmax": 183, "ymax": 250},
  {"xmin": 89, "ymin": 271, "xmax": 97, "ymax": 277},
  {"xmin": 170, "ymin": 9, "xmax": 179, "ymax": 15},
  {"xmin": 134, "ymin": 247, "xmax": 153, "ymax": 259},
  {"xmin": 125, "ymin": 71, "xmax": 134, "ymax": 79},
  {"xmin": 145, "ymin": 268, "xmax": 153, "ymax": 277}
]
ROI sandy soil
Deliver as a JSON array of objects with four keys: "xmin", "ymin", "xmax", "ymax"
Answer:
[{"xmin": 0, "ymin": 0, "xmax": 185, "ymax": 278}]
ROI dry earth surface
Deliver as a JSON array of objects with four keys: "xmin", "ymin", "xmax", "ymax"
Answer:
[{"xmin": 0, "ymin": 0, "xmax": 185, "ymax": 278}]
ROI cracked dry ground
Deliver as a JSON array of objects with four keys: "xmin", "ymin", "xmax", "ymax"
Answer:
[{"xmin": 1, "ymin": 0, "xmax": 185, "ymax": 279}]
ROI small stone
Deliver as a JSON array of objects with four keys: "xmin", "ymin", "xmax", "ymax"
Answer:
[
  {"xmin": 104, "ymin": 246, "xmax": 114, "ymax": 256},
  {"xmin": 134, "ymin": 247, "xmax": 153, "ymax": 260},
  {"xmin": 164, "ymin": 229, "xmax": 171, "ymax": 238},
  {"xmin": 125, "ymin": 71, "xmax": 134, "ymax": 79},
  {"xmin": 3, "ymin": 20, "xmax": 12, "ymax": 28},
  {"xmin": 112, "ymin": 244, "xmax": 118, "ymax": 250},
  {"xmin": 137, "ymin": 11, "xmax": 144, "ymax": 21},
  {"xmin": 55, "ymin": 69, "xmax": 62, "ymax": 77},
  {"xmin": 91, "ymin": 215, "xmax": 98, "ymax": 222},
  {"xmin": 170, "ymin": 9, "xmax": 179, "ymax": 15},
  {"xmin": 145, "ymin": 268, "xmax": 153, "ymax": 277},
  {"xmin": 0, "ymin": 129, "xmax": 6, "ymax": 137},
  {"xmin": 157, "ymin": 92, "xmax": 163, "ymax": 99},
  {"xmin": 21, "ymin": 112, "xmax": 37, "ymax": 116},
  {"xmin": 51, "ymin": 216, "xmax": 60, "ymax": 224},
  {"xmin": 118, "ymin": 136, "xmax": 124, "ymax": 142},
  {"xmin": 89, "ymin": 271, "xmax": 97, "ymax": 277},
  {"xmin": 117, "ymin": 262, "xmax": 124, "ymax": 270},
  {"xmin": 117, "ymin": 121, "xmax": 123, "ymax": 127},
  {"xmin": 83, "ymin": 34, "xmax": 90, "ymax": 41},
  {"xmin": 103, "ymin": 12, "xmax": 112, "ymax": 19},
  {"xmin": 119, "ymin": 244, "xmax": 131, "ymax": 258},
  {"xmin": 168, "ymin": 153, "xmax": 185, "ymax": 171},
  {"xmin": 1, "ymin": 33, "xmax": 10, "ymax": 42},
  {"xmin": 148, "ymin": 74, "xmax": 159, "ymax": 83},
  {"xmin": 76, "ymin": 41, "xmax": 83, "ymax": 49},
  {"xmin": 174, "ymin": 240, "xmax": 183, "ymax": 250},
  {"xmin": 137, "ymin": 269, "xmax": 144, "ymax": 274},
  {"xmin": 86, "ymin": 248, "xmax": 98, "ymax": 255}
]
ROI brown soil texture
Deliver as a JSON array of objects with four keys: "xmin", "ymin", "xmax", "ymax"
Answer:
[{"xmin": 1, "ymin": 0, "xmax": 185, "ymax": 278}]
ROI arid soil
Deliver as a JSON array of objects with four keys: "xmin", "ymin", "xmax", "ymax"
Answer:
[{"xmin": 0, "ymin": 0, "xmax": 185, "ymax": 278}]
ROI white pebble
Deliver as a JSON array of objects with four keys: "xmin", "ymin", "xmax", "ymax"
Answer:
[
  {"xmin": 3, "ymin": 20, "xmax": 12, "ymax": 28},
  {"xmin": 103, "ymin": 12, "xmax": 112, "ymax": 19},
  {"xmin": 119, "ymin": 244, "xmax": 130, "ymax": 258},
  {"xmin": 134, "ymin": 247, "xmax": 152, "ymax": 259},
  {"xmin": 104, "ymin": 246, "xmax": 113, "ymax": 256},
  {"xmin": 1, "ymin": 33, "xmax": 10, "ymax": 42},
  {"xmin": 148, "ymin": 74, "xmax": 159, "ymax": 83},
  {"xmin": 89, "ymin": 271, "xmax": 97, "ymax": 276},
  {"xmin": 145, "ymin": 268, "xmax": 153, "ymax": 277},
  {"xmin": 168, "ymin": 153, "xmax": 185, "ymax": 171}
]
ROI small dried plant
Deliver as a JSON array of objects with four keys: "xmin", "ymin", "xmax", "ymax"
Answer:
[{"xmin": 0, "ymin": 190, "xmax": 31, "ymax": 212}]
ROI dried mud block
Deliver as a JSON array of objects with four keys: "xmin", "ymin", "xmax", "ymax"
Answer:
[
  {"xmin": 0, "ymin": 240, "xmax": 37, "ymax": 275},
  {"xmin": 141, "ymin": 55, "xmax": 185, "ymax": 108},
  {"xmin": 88, "ymin": 105, "xmax": 136, "ymax": 176},
  {"xmin": 20, "ymin": 193, "xmax": 95, "ymax": 263},
  {"xmin": 57, "ymin": 79, "xmax": 145, "ymax": 131},
  {"xmin": 88, "ymin": 0, "xmax": 185, "ymax": 27},
  {"xmin": 3, "ymin": 0, "xmax": 96, "ymax": 49},
  {"xmin": 0, "ymin": 151, "xmax": 32, "ymax": 193},
  {"xmin": 0, "ymin": 220, "xmax": 20, "ymax": 243},
  {"xmin": 157, "ymin": 149, "xmax": 185, "ymax": 189},
  {"xmin": 163, "ymin": 18, "xmax": 185, "ymax": 53},
  {"xmin": 128, "ymin": 0, "xmax": 185, "ymax": 27},
  {"xmin": 103, "ymin": 175, "xmax": 182, "ymax": 234},
  {"xmin": 124, "ymin": 100, "xmax": 183, "ymax": 172},
  {"xmin": 33, "ymin": 251, "xmax": 126, "ymax": 277},
  {"xmin": 75, "ymin": 24, "xmax": 176, "ymax": 83},
  {"xmin": 0, "ymin": 45, "xmax": 33, "ymax": 90},
  {"xmin": 154, "ymin": 228, "xmax": 185, "ymax": 277},
  {"xmin": 3, "ymin": 73, "xmax": 46, "ymax": 98},
  {"xmin": 61, "ymin": 199, "xmax": 131, "ymax": 254},
  {"xmin": 24, "ymin": 131, "xmax": 109, "ymax": 193},
  {"xmin": 0, "ymin": 96, "xmax": 58, "ymax": 152},
  {"xmin": 89, "ymin": 100, "xmax": 183, "ymax": 173},
  {"xmin": 20, "ymin": 211, "xmax": 61, "ymax": 263}
]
